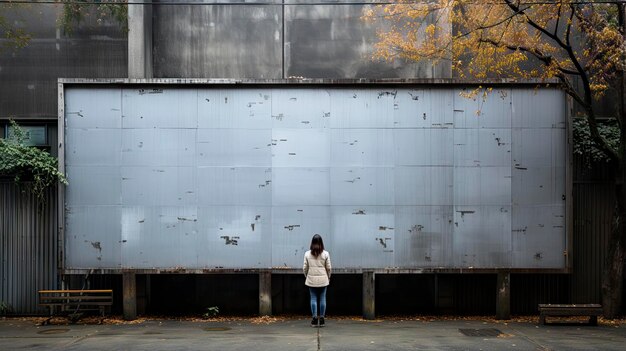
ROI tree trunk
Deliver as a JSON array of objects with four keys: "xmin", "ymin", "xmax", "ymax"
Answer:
[
  {"xmin": 602, "ymin": 4, "xmax": 626, "ymax": 318},
  {"xmin": 602, "ymin": 174, "xmax": 626, "ymax": 318}
]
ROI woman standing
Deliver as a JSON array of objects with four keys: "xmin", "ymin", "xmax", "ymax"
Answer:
[{"xmin": 303, "ymin": 234, "xmax": 332, "ymax": 327}]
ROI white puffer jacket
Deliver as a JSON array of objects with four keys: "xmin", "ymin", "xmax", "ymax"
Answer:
[{"xmin": 303, "ymin": 250, "xmax": 331, "ymax": 287}]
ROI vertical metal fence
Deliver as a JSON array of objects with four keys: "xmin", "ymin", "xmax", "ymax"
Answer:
[
  {"xmin": 0, "ymin": 181, "xmax": 57, "ymax": 315},
  {"xmin": 571, "ymin": 181, "xmax": 614, "ymax": 304}
]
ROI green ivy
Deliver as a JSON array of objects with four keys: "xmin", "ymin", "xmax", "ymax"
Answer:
[
  {"xmin": 0, "ymin": 2, "xmax": 33, "ymax": 51},
  {"xmin": 572, "ymin": 117, "xmax": 620, "ymax": 165},
  {"xmin": 60, "ymin": 0, "xmax": 128, "ymax": 35},
  {"xmin": 0, "ymin": 120, "xmax": 68, "ymax": 201}
]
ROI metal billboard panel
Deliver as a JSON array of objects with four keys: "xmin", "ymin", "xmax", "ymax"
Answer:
[
  {"xmin": 63, "ymin": 85, "xmax": 567, "ymax": 270},
  {"xmin": 65, "ymin": 166, "xmax": 121, "ymax": 206},
  {"xmin": 121, "ymin": 129, "xmax": 198, "ymax": 167},
  {"xmin": 66, "ymin": 206, "xmax": 122, "ymax": 268},
  {"xmin": 271, "ymin": 129, "xmax": 330, "ymax": 167},
  {"xmin": 196, "ymin": 129, "xmax": 272, "ymax": 167},
  {"xmin": 272, "ymin": 206, "xmax": 331, "ymax": 269},
  {"xmin": 453, "ymin": 167, "xmax": 512, "ymax": 206},
  {"xmin": 197, "ymin": 89, "xmax": 272, "ymax": 129},
  {"xmin": 64, "ymin": 88, "xmax": 122, "ymax": 129},
  {"xmin": 270, "ymin": 89, "xmax": 331, "ymax": 129},
  {"xmin": 122, "ymin": 88, "xmax": 198, "ymax": 129},
  {"xmin": 121, "ymin": 206, "xmax": 200, "ymax": 268},
  {"xmin": 394, "ymin": 205, "xmax": 454, "ymax": 267},
  {"xmin": 65, "ymin": 129, "xmax": 122, "ymax": 166},
  {"xmin": 453, "ymin": 129, "xmax": 512, "ymax": 167},
  {"xmin": 395, "ymin": 129, "xmax": 454, "ymax": 166},
  {"xmin": 330, "ymin": 89, "xmax": 395, "ymax": 129},
  {"xmin": 453, "ymin": 88, "xmax": 512, "ymax": 129},
  {"xmin": 272, "ymin": 167, "xmax": 330, "ymax": 206},
  {"xmin": 330, "ymin": 167, "xmax": 395, "ymax": 206},
  {"xmin": 331, "ymin": 129, "xmax": 395, "ymax": 167},
  {"xmin": 395, "ymin": 166, "xmax": 454, "ymax": 206},
  {"xmin": 330, "ymin": 206, "xmax": 395, "ymax": 268},
  {"xmin": 392, "ymin": 89, "xmax": 455, "ymax": 129},
  {"xmin": 511, "ymin": 205, "xmax": 566, "ymax": 268},
  {"xmin": 121, "ymin": 166, "xmax": 197, "ymax": 206},
  {"xmin": 452, "ymin": 205, "xmax": 513, "ymax": 267},
  {"xmin": 512, "ymin": 88, "xmax": 566, "ymax": 129},
  {"xmin": 197, "ymin": 206, "xmax": 272, "ymax": 268},
  {"xmin": 197, "ymin": 167, "xmax": 272, "ymax": 206}
]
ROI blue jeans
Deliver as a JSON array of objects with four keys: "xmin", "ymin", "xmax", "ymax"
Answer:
[{"xmin": 309, "ymin": 286, "xmax": 327, "ymax": 318}]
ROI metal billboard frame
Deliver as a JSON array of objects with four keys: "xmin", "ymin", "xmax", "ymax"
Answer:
[{"xmin": 57, "ymin": 78, "xmax": 572, "ymax": 275}]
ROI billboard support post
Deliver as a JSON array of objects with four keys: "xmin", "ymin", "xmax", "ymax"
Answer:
[
  {"xmin": 259, "ymin": 271, "xmax": 272, "ymax": 316},
  {"xmin": 123, "ymin": 271, "xmax": 137, "ymax": 321},
  {"xmin": 363, "ymin": 271, "xmax": 375, "ymax": 320},
  {"xmin": 496, "ymin": 271, "xmax": 511, "ymax": 320}
]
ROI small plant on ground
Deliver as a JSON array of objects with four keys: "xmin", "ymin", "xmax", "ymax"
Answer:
[
  {"xmin": 0, "ymin": 301, "xmax": 11, "ymax": 316},
  {"xmin": 203, "ymin": 306, "xmax": 219, "ymax": 319}
]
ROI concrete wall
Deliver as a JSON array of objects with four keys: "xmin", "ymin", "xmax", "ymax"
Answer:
[
  {"xmin": 1, "ymin": 1, "xmax": 449, "ymax": 119},
  {"xmin": 0, "ymin": 4, "xmax": 127, "ymax": 118},
  {"xmin": 153, "ymin": 3, "xmax": 282, "ymax": 78},
  {"xmin": 151, "ymin": 2, "xmax": 450, "ymax": 79},
  {"xmin": 284, "ymin": 4, "xmax": 447, "ymax": 79}
]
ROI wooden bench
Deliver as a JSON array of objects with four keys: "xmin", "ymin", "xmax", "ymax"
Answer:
[
  {"xmin": 39, "ymin": 289, "xmax": 113, "ymax": 324},
  {"xmin": 538, "ymin": 304, "xmax": 603, "ymax": 326}
]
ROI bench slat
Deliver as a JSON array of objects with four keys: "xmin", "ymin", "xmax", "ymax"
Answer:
[
  {"xmin": 538, "ymin": 304, "xmax": 601, "ymax": 308},
  {"xmin": 38, "ymin": 289, "xmax": 114, "ymax": 323},
  {"xmin": 539, "ymin": 309, "xmax": 603, "ymax": 316},
  {"xmin": 40, "ymin": 296, "xmax": 113, "ymax": 301},
  {"xmin": 39, "ymin": 289, "xmax": 112, "ymax": 294},
  {"xmin": 40, "ymin": 302, "xmax": 113, "ymax": 307}
]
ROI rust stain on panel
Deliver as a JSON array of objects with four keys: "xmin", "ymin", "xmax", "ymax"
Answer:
[
  {"xmin": 220, "ymin": 236, "xmax": 239, "ymax": 245},
  {"xmin": 409, "ymin": 224, "xmax": 424, "ymax": 234}
]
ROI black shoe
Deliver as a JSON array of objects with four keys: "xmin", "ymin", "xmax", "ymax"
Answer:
[
  {"xmin": 319, "ymin": 317, "xmax": 325, "ymax": 327},
  {"xmin": 311, "ymin": 317, "xmax": 318, "ymax": 327}
]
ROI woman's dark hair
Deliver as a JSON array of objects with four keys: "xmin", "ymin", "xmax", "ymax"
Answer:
[{"xmin": 310, "ymin": 234, "xmax": 324, "ymax": 257}]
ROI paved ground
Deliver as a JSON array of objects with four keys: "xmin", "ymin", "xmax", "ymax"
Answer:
[{"xmin": 1, "ymin": 316, "xmax": 625, "ymax": 350}]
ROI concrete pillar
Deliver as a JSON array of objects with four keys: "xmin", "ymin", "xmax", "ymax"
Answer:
[
  {"xmin": 259, "ymin": 271, "xmax": 272, "ymax": 316},
  {"xmin": 123, "ymin": 272, "xmax": 137, "ymax": 320},
  {"xmin": 128, "ymin": 0, "xmax": 153, "ymax": 78},
  {"xmin": 496, "ymin": 271, "xmax": 511, "ymax": 320},
  {"xmin": 362, "ymin": 270, "xmax": 375, "ymax": 320}
]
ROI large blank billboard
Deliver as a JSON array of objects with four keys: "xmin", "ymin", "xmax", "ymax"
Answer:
[{"xmin": 62, "ymin": 84, "xmax": 567, "ymax": 270}]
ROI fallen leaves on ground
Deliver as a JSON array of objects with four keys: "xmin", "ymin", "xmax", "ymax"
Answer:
[
  {"xmin": 5, "ymin": 314, "xmax": 625, "ymax": 327},
  {"xmin": 250, "ymin": 316, "xmax": 287, "ymax": 324}
]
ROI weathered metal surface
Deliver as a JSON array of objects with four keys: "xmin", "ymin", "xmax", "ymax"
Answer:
[
  {"xmin": 151, "ymin": 2, "xmax": 450, "ymax": 79},
  {"xmin": 62, "ymin": 84, "xmax": 567, "ymax": 270},
  {"xmin": 153, "ymin": 2, "xmax": 283, "ymax": 78},
  {"xmin": 57, "ymin": 78, "xmax": 561, "ymax": 85},
  {"xmin": 0, "ymin": 182, "xmax": 58, "ymax": 314},
  {"xmin": 60, "ymin": 267, "xmax": 571, "ymax": 275},
  {"xmin": 0, "ymin": 4, "xmax": 127, "ymax": 119},
  {"xmin": 284, "ymin": 4, "xmax": 450, "ymax": 78}
]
